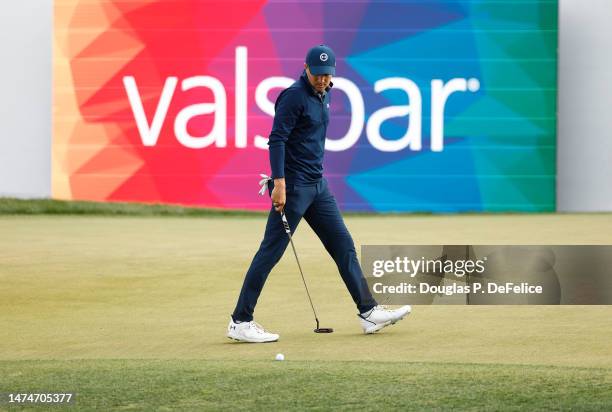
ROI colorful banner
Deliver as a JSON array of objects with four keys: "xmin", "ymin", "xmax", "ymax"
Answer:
[{"xmin": 53, "ymin": 0, "xmax": 557, "ymax": 211}]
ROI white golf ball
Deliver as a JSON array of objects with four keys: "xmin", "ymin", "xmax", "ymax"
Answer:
[{"xmin": 275, "ymin": 353, "xmax": 285, "ymax": 361}]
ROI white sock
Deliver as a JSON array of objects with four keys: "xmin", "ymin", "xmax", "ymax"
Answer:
[{"xmin": 360, "ymin": 308, "xmax": 374, "ymax": 317}]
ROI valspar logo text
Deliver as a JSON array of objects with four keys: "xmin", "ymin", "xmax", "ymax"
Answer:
[
  {"xmin": 123, "ymin": 47, "xmax": 480, "ymax": 153},
  {"xmin": 372, "ymin": 256, "xmax": 487, "ymax": 278}
]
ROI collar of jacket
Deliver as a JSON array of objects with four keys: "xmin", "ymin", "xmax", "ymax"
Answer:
[{"xmin": 300, "ymin": 70, "xmax": 334, "ymax": 96}]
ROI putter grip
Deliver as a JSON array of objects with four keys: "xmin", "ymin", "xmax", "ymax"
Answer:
[{"xmin": 281, "ymin": 213, "xmax": 291, "ymax": 234}]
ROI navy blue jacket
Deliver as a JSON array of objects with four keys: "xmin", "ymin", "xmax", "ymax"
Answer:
[{"xmin": 268, "ymin": 71, "xmax": 332, "ymax": 185}]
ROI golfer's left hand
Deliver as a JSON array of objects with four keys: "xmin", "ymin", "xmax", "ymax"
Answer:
[{"xmin": 271, "ymin": 179, "xmax": 286, "ymax": 212}]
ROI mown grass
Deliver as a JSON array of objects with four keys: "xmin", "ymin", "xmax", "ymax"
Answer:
[
  {"xmin": 1, "ymin": 360, "xmax": 611, "ymax": 411},
  {"xmin": 2, "ymin": 209, "xmax": 612, "ymax": 410}
]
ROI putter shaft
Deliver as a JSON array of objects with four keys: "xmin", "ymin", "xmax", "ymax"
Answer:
[{"xmin": 281, "ymin": 212, "xmax": 320, "ymax": 322}]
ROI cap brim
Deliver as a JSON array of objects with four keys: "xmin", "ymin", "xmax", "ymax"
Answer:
[{"xmin": 309, "ymin": 66, "xmax": 335, "ymax": 75}]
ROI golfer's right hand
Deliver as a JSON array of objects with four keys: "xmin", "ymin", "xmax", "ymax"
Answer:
[{"xmin": 271, "ymin": 179, "xmax": 286, "ymax": 212}]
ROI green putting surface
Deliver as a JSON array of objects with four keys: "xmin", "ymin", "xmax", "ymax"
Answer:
[{"xmin": 1, "ymin": 213, "xmax": 611, "ymax": 410}]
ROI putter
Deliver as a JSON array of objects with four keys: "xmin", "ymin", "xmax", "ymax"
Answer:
[{"xmin": 280, "ymin": 211, "xmax": 333, "ymax": 334}]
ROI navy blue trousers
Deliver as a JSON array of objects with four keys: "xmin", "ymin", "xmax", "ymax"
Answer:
[{"xmin": 232, "ymin": 178, "xmax": 377, "ymax": 322}]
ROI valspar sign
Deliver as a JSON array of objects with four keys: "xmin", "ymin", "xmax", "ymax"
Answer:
[
  {"xmin": 123, "ymin": 47, "xmax": 480, "ymax": 153},
  {"xmin": 53, "ymin": 0, "xmax": 557, "ymax": 212}
]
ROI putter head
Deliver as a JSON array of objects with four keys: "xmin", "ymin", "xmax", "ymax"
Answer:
[
  {"xmin": 314, "ymin": 319, "xmax": 333, "ymax": 333},
  {"xmin": 314, "ymin": 327, "xmax": 334, "ymax": 333}
]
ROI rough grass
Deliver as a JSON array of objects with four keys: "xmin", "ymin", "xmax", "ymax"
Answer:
[
  {"xmin": 1, "ymin": 360, "xmax": 611, "ymax": 411},
  {"xmin": 5, "ymin": 197, "xmax": 604, "ymax": 217},
  {"xmin": 0, "ymin": 198, "xmax": 264, "ymax": 217}
]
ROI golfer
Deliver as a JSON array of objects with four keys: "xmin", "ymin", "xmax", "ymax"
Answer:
[{"xmin": 227, "ymin": 45, "xmax": 411, "ymax": 342}]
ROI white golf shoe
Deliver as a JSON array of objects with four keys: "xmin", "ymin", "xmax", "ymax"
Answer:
[
  {"xmin": 359, "ymin": 305, "xmax": 412, "ymax": 334},
  {"xmin": 227, "ymin": 318, "xmax": 279, "ymax": 343}
]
